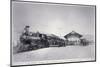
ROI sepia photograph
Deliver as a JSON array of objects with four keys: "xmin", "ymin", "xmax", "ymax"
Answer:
[{"xmin": 11, "ymin": 0, "xmax": 96, "ymax": 66}]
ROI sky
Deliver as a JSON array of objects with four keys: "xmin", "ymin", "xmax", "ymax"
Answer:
[{"xmin": 12, "ymin": 1, "xmax": 95, "ymax": 41}]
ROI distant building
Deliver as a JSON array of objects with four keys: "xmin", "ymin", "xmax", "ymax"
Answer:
[{"xmin": 64, "ymin": 31, "xmax": 82, "ymax": 45}]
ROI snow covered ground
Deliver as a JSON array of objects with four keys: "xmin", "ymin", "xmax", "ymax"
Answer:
[{"xmin": 12, "ymin": 44, "xmax": 95, "ymax": 66}]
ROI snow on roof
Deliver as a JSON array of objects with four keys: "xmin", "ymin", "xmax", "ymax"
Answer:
[{"xmin": 64, "ymin": 31, "xmax": 82, "ymax": 38}]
